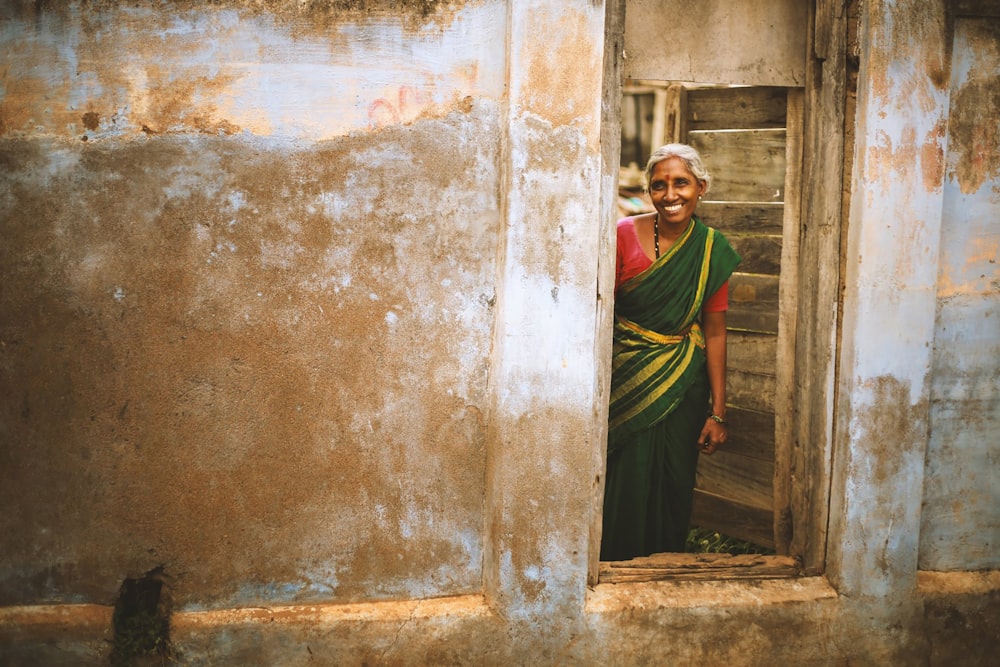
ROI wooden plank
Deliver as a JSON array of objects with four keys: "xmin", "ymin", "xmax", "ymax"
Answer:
[
  {"xmin": 589, "ymin": 0, "xmax": 627, "ymax": 588},
  {"xmin": 697, "ymin": 450, "xmax": 774, "ymax": 509},
  {"xmin": 687, "ymin": 86, "xmax": 788, "ymax": 131},
  {"xmin": 792, "ymin": 0, "xmax": 847, "ymax": 575},
  {"xmin": 728, "ymin": 368, "xmax": 775, "ymax": 412},
  {"xmin": 728, "ymin": 305, "xmax": 778, "ymax": 335},
  {"xmin": 689, "ymin": 129, "xmax": 787, "ymax": 202},
  {"xmin": 813, "ymin": 0, "xmax": 837, "ymax": 60},
  {"xmin": 691, "ymin": 489, "xmax": 776, "ymax": 550},
  {"xmin": 651, "ymin": 88, "xmax": 667, "ymax": 152},
  {"xmin": 727, "ymin": 273, "xmax": 780, "ymax": 334},
  {"xmin": 728, "ymin": 331, "xmax": 778, "ymax": 374},
  {"xmin": 663, "ymin": 83, "xmax": 687, "ymax": 144},
  {"xmin": 717, "ymin": 406, "xmax": 775, "ymax": 462},
  {"xmin": 698, "ymin": 202, "xmax": 784, "ymax": 235},
  {"xmin": 774, "ymin": 87, "xmax": 804, "ymax": 555},
  {"xmin": 600, "ymin": 552, "xmax": 798, "ymax": 583},
  {"xmin": 620, "ymin": 91, "xmax": 655, "ymax": 169},
  {"xmin": 731, "ymin": 272, "xmax": 781, "ymax": 302},
  {"xmin": 727, "ymin": 233, "xmax": 783, "ymax": 276}
]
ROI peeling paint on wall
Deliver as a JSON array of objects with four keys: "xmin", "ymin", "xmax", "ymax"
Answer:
[
  {"xmin": 921, "ymin": 16, "xmax": 1000, "ymax": 571},
  {"xmin": 0, "ymin": 0, "xmax": 506, "ymax": 609},
  {"xmin": 0, "ymin": 1, "xmax": 505, "ymax": 140},
  {"xmin": 946, "ymin": 21, "xmax": 1000, "ymax": 195}
]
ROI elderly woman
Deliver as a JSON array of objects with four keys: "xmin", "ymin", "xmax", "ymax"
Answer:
[{"xmin": 601, "ymin": 144, "xmax": 741, "ymax": 561}]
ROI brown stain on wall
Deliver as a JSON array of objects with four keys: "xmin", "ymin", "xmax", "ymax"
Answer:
[
  {"xmin": 921, "ymin": 119, "xmax": 947, "ymax": 192},
  {"xmin": 0, "ymin": 0, "xmax": 477, "ymax": 139},
  {"xmin": 861, "ymin": 0, "xmax": 952, "ymax": 202},
  {"xmin": 4, "ymin": 0, "xmax": 462, "ymax": 30},
  {"xmin": 0, "ymin": 103, "xmax": 500, "ymax": 607},
  {"xmin": 845, "ymin": 376, "xmax": 927, "ymax": 580},
  {"xmin": 138, "ymin": 71, "xmax": 244, "ymax": 136},
  {"xmin": 947, "ymin": 21, "xmax": 1000, "ymax": 194},
  {"xmin": 866, "ymin": 125, "xmax": 919, "ymax": 198},
  {"xmin": 522, "ymin": 6, "xmax": 601, "ymax": 137},
  {"xmin": 866, "ymin": 1, "xmax": 948, "ymax": 108},
  {"xmin": 81, "ymin": 111, "xmax": 100, "ymax": 131}
]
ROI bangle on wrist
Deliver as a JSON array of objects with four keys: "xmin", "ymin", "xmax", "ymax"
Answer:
[{"xmin": 708, "ymin": 413, "xmax": 726, "ymax": 425}]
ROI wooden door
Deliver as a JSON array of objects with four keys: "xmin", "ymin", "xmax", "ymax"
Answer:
[{"xmin": 683, "ymin": 85, "xmax": 792, "ymax": 551}]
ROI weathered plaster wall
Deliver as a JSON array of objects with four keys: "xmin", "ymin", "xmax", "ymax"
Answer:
[
  {"xmin": 0, "ymin": 0, "xmax": 507, "ymax": 609},
  {"xmin": 920, "ymin": 16, "xmax": 1000, "ymax": 571},
  {"xmin": 3, "ymin": 1, "xmax": 1000, "ymax": 665},
  {"xmin": 831, "ymin": 0, "xmax": 951, "ymax": 599}
]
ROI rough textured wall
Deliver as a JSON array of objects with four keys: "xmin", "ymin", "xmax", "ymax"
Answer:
[
  {"xmin": 830, "ymin": 0, "xmax": 951, "ymax": 598},
  {"xmin": 0, "ymin": 0, "xmax": 506, "ymax": 610},
  {"xmin": 921, "ymin": 16, "xmax": 1000, "ymax": 570}
]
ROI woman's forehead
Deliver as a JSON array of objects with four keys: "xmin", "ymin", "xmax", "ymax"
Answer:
[{"xmin": 651, "ymin": 157, "xmax": 694, "ymax": 179}]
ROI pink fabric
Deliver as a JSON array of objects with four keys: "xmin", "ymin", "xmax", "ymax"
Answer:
[{"xmin": 615, "ymin": 218, "xmax": 729, "ymax": 312}]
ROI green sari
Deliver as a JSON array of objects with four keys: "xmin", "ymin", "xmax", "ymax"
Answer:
[{"xmin": 602, "ymin": 217, "xmax": 740, "ymax": 560}]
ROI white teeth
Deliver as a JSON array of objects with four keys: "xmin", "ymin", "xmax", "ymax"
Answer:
[{"xmin": 664, "ymin": 204, "xmax": 682, "ymax": 212}]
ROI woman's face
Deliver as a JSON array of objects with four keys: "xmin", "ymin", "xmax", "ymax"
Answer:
[{"xmin": 648, "ymin": 157, "xmax": 705, "ymax": 226}]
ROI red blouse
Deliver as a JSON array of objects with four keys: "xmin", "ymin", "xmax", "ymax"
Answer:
[{"xmin": 615, "ymin": 218, "xmax": 729, "ymax": 312}]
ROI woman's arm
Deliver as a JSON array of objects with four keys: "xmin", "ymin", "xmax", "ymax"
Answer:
[{"xmin": 697, "ymin": 309, "xmax": 728, "ymax": 455}]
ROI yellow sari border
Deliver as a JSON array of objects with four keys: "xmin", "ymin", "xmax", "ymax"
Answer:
[{"xmin": 618, "ymin": 217, "xmax": 697, "ymax": 297}]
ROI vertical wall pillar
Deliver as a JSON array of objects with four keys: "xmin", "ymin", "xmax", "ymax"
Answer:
[
  {"xmin": 483, "ymin": 0, "xmax": 608, "ymax": 636},
  {"xmin": 829, "ymin": 0, "xmax": 951, "ymax": 598}
]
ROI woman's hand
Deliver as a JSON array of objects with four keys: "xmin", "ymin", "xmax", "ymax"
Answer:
[
  {"xmin": 700, "ymin": 309, "xmax": 729, "ymax": 456},
  {"xmin": 697, "ymin": 416, "xmax": 727, "ymax": 456}
]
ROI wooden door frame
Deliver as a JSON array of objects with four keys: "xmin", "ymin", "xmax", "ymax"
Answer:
[{"xmin": 589, "ymin": 0, "xmax": 846, "ymax": 584}]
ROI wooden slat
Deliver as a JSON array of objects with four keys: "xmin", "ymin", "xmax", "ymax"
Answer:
[
  {"xmin": 650, "ymin": 87, "xmax": 668, "ymax": 153},
  {"xmin": 793, "ymin": 0, "xmax": 847, "ymax": 575},
  {"xmin": 774, "ymin": 87, "xmax": 804, "ymax": 555},
  {"xmin": 728, "ymin": 305, "xmax": 778, "ymax": 335},
  {"xmin": 590, "ymin": 0, "xmax": 627, "ymax": 588},
  {"xmin": 697, "ymin": 450, "xmax": 774, "ymax": 509},
  {"xmin": 687, "ymin": 86, "xmax": 788, "ymax": 131},
  {"xmin": 664, "ymin": 83, "xmax": 688, "ymax": 144},
  {"xmin": 728, "ymin": 331, "xmax": 778, "ymax": 374},
  {"xmin": 600, "ymin": 552, "xmax": 798, "ymax": 583},
  {"xmin": 728, "ymin": 273, "xmax": 779, "ymax": 334},
  {"xmin": 620, "ymin": 91, "xmax": 655, "ymax": 168},
  {"xmin": 698, "ymin": 202, "xmax": 784, "ymax": 234},
  {"xmin": 691, "ymin": 489, "xmax": 776, "ymax": 549},
  {"xmin": 730, "ymin": 270, "xmax": 780, "ymax": 301},
  {"xmin": 690, "ymin": 129, "xmax": 787, "ymax": 202},
  {"xmin": 728, "ymin": 233, "xmax": 783, "ymax": 275},
  {"xmin": 813, "ymin": 0, "xmax": 837, "ymax": 60},
  {"xmin": 728, "ymin": 368, "xmax": 776, "ymax": 411},
  {"xmin": 718, "ymin": 406, "xmax": 775, "ymax": 462}
]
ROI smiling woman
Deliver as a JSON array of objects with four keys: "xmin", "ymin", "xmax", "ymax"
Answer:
[
  {"xmin": 601, "ymin": 143, "xmax": 741, "ymax": 561},
  {"xmin": 601, "ymin": 78, "xmax": 806, "ymax": 567}
]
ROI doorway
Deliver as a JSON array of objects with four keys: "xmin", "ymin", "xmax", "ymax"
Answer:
[{"xmin": 615, "ymin": 81, "xmax": 801, "ymax": 552}]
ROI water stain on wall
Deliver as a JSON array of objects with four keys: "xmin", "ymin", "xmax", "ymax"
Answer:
[{"xmin": 0, "ymin": 101, "xmax": 501, "ymax": 608}]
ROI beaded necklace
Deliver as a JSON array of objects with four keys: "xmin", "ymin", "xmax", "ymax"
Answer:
[{"xmin": 653, "ymin": 213, "xmax": 660, "ymax": 259}]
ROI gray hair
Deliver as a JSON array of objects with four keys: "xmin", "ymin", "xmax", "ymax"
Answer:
[{"xmin": 644, "ymin": 143, "xmax": 712, "ymax": 194}]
